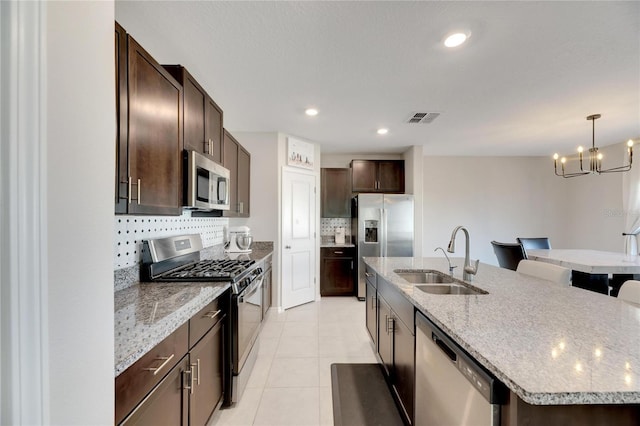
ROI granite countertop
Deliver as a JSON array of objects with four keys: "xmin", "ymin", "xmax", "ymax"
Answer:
[
  {"xmin": 114, "ymin": 242, "xmax": 274, "ymax": 377},
  {"xmin": 320, "ymin": 242, "xmax": 356, "ymax": 248},
  {"xmin": 114, "ymin": 281, "xmax": 230, "ymax": 376},
  {"xmin": 363, "ymin": 256, "xmax": 640, "ymax": 405}
]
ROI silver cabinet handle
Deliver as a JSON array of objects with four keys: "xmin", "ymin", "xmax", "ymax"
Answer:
[
  {"xmin": 204, "ymin": 310, "xmax": 222, "ymax": 320},
  {"xmin": 285, "ymin": 245, "xmax": 291, "ymax": 249},
  {"xmin": 387, "ymin": 317, "xmax": 395, "ymax": 334},
  {"xmin": 334, "ymin": 251, "xmax": 344, "ymax": 254},
  {"xmin": 184, "ymin": 369, "xmax": 192, "ymax": 393},
  {"xmin": 143, "ymin": 353, "xmax": 174, "ymax": 376},
  {"xmin": 239, "ymin": 201, "xmax": 244, "ymax": 214},
  {"xmin": 365, "ymin": 272, "xmax": 373, "ymax": 277},
  {"xmin": 128, "ymin": 177, "xmax": 141, "ymax": 205},
  {"xmin": 190, "ymin": 358, "xmax": 200, "ymax": 389}
]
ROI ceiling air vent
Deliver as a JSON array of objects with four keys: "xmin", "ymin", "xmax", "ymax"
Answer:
[{"xmin": 405, "ymin": 112, "xmax": 440, "ymax": 124}]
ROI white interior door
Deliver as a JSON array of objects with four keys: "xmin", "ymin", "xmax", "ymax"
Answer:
[{"xmin": 281, "ymin": 168, "xmax": 316, "ymax": 310}]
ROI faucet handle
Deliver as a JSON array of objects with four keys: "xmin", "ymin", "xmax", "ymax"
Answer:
[{"xmin": 465, "ymin": 259, "xmax": 480, "ymax": 275}]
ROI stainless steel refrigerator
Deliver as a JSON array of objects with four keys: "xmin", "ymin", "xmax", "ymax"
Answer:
[{"xmin": 352, "ymin": 194, "xmax": 414, "ymax": 300}]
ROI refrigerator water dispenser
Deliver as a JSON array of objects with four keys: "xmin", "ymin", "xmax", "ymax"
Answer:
[{"xmin": 365, "ymin": 220, "xmax": 378, "ymax": 243}]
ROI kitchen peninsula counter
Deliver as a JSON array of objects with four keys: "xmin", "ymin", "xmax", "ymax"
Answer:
[{"xmin": 363, "ymin": 257, "xmax": 640, "ymax": 406}]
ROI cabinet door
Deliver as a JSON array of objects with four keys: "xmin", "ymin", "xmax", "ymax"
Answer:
[
  {"xmin": 182, "ymin": 74, "xmax": 206, "ymax": 155},
  {"xmin": 377, "ymin": 295, "xmax": 393, "ymax": 376},
  {"xmin": 321, "ymin": 168, "xmax": 352, "ymax": 217},
  {"xmin": 205, "ymin": 97, "xmax": 223, "ymax": 164},
  {"xmin": 120, "ymin": 356, "xmax": 189, "ymax": 426},
  {"xmin": 351, "ymin": 160, "xmax": 377, "ymax": 192},
  {"xmin": 237, "ymin": 146, "xmax": 250, "ymax": 217},
  {"xmin": 365, "ymin": 281, "xmax": 377, "ymax": 348},
  {"xmin": 222, "ymin": 130, "xmax": 238, "ymax": 217},
  {"xmin": 393, "ymin": 317, "xmax": 414, "ymax": 425},
  {"xmin": 126, "ymin": 35, "xmax": 182, "ymax": 215},
  {"xmin": 115, "ymin": 22, "xmax": 128, "ymax": 214},
  {"xmin": 320, "ymin": 248, "xmax": 355, "ymax": 296},
  {"xmin": 189, "ymin": 320, "xmax": 224, "ymax": 426},
  {"xmin": 378, "ymin": 161, "xmax": 405, "ymax": 193}
]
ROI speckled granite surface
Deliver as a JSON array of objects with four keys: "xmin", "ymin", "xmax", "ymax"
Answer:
[
  {"xmin": 115, "ymin": 281, "xmax": 230, "ymax": 376},
  {"xmin": 364, "ymin": 257, "xmax": 640, "ymax": 405},
  {"xmin": 114, "ymin": 241, "xmax": 273, "ymax": 376},
  {"xmin": 320, "ymin": 243, "xmax": 356, "ymax": 248}
]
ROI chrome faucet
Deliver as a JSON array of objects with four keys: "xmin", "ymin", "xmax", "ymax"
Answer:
[
  {"xmin": 434, "ymin": 247, "xmax": 456, "ymax": 276},
  {"xmin": 447, "ymin": 225, "xmax": 479, "ymax": 281}
]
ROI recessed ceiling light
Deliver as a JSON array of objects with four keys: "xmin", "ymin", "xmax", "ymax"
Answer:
[
  {"xmin": 377, "ymin": 128, "xmax": 389, "ymax": 135},
  {"xmin": 444, "ymin": 32, "xmax": 468, "ymax": 48},
  {"xmin": 305, "ymin": 108, "xmax": 318, "ymax": 116}
]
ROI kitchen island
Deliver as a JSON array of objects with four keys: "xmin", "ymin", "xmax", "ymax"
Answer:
[{"xmin": 364, "ymin": 257, "xmax": 640, "ymax": 424}]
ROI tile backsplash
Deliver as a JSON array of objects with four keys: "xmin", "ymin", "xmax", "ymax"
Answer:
[
  {"xmin": 320, "ymin": 217, "xmax": 351, "ymax": 243},
  {"xmin": 114, "ymin": 211, "xmax": 228, "ymax": 270}
]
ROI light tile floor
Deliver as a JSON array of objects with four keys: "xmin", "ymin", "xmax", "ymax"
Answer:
[{"xmin": 209, "ymin": 297, "xmax": 377, "ymax": 426}]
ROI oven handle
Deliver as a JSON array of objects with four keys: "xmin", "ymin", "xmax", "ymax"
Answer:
[{"xmin": 238, "ymin": 274, "xmax": 264, "ymax": 304}]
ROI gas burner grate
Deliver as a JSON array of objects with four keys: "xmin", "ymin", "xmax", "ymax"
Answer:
[{"xmin": 162, "ymin": 259, "xmax": 256, "ymax": 281}]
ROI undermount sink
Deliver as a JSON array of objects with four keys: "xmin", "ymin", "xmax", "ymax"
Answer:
[
  {"xmin": 394, "ymin": 270, "xmax": 453, "ymax": 284},
  {"xmin": 415, "ymin": 284, "xmax": 487, "ymax": 295},
  {"xmin": 394, "ymin": 269, "xmax": 488, "ymax": 295}
]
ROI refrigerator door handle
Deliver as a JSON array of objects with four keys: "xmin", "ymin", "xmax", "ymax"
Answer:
[{"xmin": 380, "ymin": 208, "xmax": 386, "ymax": 257}]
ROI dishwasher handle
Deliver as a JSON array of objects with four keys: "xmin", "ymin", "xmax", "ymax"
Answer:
[{"xmin": 433, "ymin": 333, "xmax": 457, "ymax": 363}]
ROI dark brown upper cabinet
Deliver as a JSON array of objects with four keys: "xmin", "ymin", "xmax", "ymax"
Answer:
[
  {"xmin": 115, "ymin": 23, "xmax": 183, "ymax": 215},
  {"xmin": 321, "ymin": 168, "xmax": 352, "ymax": 218},
  {"xmin": 350, "ymin": 160, "xmax": 404, "ymax": 193},
  {"xmin": 223, "ymin": 130, "xmax": 250, "ymax": 217},
  {"xmin": 163, "ymin": 65, "xmax": 224, "ymax": 164}
]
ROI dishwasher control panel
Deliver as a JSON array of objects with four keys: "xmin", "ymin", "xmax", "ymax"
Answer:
[{"xmin": 457, "ymin": 356, "xmax": 493, "ymax": 401}]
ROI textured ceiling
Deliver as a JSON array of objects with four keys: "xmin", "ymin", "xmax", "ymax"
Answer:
[{"xmin": 115, "ymin": 1, "xmax": 640, "ymax": 156}]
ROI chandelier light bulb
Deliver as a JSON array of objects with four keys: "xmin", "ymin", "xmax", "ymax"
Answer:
[
  {"xmin": 597, "ymin": 153, "xmax": 603, "ymax": 160},
  {"xmin": 553, "ymin": 153, "xmax": 559, "ymax": 160},
  {"xmin": 577, "ymin": 146, "xmax": 584, "ymax": 153},
  {"xmin": 561, "ymin": 157, "xmax": 567, "ymax": 164},
  {"xmin": 628, "ymin": 140, "xmax": 634, "ymax": 147}
]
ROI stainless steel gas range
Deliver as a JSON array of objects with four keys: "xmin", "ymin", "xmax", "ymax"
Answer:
[{"xmin": 141, "ymin": 234, "xmax": 264, "ymax": 405}]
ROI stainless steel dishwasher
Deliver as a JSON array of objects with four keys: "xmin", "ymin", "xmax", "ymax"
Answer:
[{"xmin": 415, "ymin": 312, "xmax": 506, "ymax": 426}]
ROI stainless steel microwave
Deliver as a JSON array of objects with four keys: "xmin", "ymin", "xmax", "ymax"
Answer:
[{"xmin": 184, "ymin": 150, "xmax": 230, "ymax": 211}]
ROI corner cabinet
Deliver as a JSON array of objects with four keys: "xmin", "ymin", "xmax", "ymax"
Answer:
[
  {"xmin": 350, "ymin": 160, "xmax": 405, "ymax": 193},
  {"xmin": 223, "ymin": 130, "xmax": 250, "ymax": 217},
  {"xmin": 115, "ymin": 23, "xmax": 183, "ymax": 215},
  {"xmin": 163, "ymin": 65, "xmax": 224, "ymax": 165},
  {"xmin": 321, "ymin": 168, "xmax": 352, "ymax": 218}
]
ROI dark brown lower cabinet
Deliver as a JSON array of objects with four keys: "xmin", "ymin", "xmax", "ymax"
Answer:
[
  {"xmin": 189, "ymin": 320, "xmax": 224, "ymax": 426},
  {"xmin": 120, "ymin": 356, "xmax": 189, "ymax": 426},
  {"xmin": 320, "ymin": 247, "xmax": 355, "ymax": 296},
  {"xmin": 116, "ymin": 292, "xmax": 228, "ymax": 426},
  {"xmin": 365, "ymin": 281, "xmax": 377, "ymax": 347},
  {"xmin": 374, "ymin": 276, "xmax": 415, "ymax": 425}
]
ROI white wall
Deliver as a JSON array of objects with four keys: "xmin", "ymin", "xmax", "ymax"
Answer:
[
  {"xmin": 560, "ymin": 142, "xmax": 626, "ymax": 251},
  {"xmin": 422, "ymin": 149, "xmax": 629, "ymax": 266},
  {"xmin": 423, "ymin": 156, "xmax": 567, "ymax": 266},
  {"xmin": 231, "ymin": 132, "xmax": 279, "ymax": 243},
  {"xmin": 47, "ymin": 2, "xmax": 115, "ymax": 424}
]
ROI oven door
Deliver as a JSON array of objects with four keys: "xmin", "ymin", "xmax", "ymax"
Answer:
[{"xmin": 235, "ymin": 274, "xmax": 263, "ymax": 373}]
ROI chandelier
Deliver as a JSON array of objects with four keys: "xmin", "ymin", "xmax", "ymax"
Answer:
[{"xmin": 553, "ymin": 114, "xmax": 634, "ymax": 178}]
